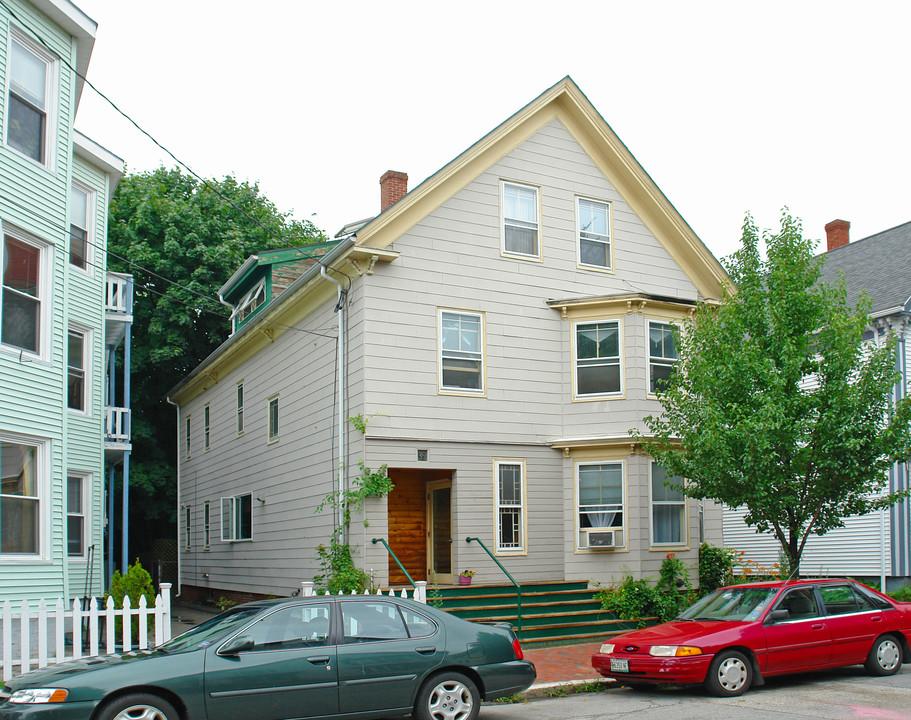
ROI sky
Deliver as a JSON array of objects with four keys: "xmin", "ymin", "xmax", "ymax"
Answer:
[{"xmin": 69, "ymin": 0, "xmax": 911, "ymax": 262}]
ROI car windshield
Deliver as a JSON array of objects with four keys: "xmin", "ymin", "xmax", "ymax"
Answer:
[
  {"xmin": 158, "ymin": 606, "xmax": 263, "ymax": 653},
  {"xmin": 677, "ymin": 587, "xmax": 778, "ymax": 622}
]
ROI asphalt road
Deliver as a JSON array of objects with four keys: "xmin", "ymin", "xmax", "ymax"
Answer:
[{"xmin": 482, "ymin": 665, "xmax": 911, "ymax": 720}]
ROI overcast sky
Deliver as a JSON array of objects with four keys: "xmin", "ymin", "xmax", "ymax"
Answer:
[{"xmin": 71, "ymin": 0, "xmax": 910, "ymax": 262}]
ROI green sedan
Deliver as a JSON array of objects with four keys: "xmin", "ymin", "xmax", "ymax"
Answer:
[{"xmin": 0, "ymin": 595, "xmax": 535, "ymax": 720}]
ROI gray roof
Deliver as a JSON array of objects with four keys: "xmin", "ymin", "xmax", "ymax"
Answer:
[{"xmin": 820, "ymin": 220, "xmax": 911, "ymax": 316}]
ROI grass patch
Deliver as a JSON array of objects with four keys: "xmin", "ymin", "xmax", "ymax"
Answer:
[{"xmin": 493, "ymin": 693, "xmax": 526, "ymax": 704}]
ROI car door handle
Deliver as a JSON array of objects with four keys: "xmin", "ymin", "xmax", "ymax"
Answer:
[
  {"xmin": 415, "ymin": 646, "xmax": 437, "ymax": 655},
  {"xmin": 811, "ymin": 624, "xmax": 825, "ymax": 630},
  {"xmin": 871, "ymin": 616, "xmax": 882, "ymax": 622},
  {"xmin": 307, "ymin": 656, "xmax": 331, "ymax": 664}
]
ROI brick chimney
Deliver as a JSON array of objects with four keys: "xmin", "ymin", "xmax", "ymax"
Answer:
[
  {"xmin": 379, "ymin": 170, "xmax": 408, "ymax": 212},
  {"xmin": 824, "ymin": 219, "xmax": 850, "ymax": 252}
]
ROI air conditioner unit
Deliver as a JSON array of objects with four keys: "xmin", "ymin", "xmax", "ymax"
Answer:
[{"xmin": 580, "ymin": 529, "xmax": 622, "ymax": 549}]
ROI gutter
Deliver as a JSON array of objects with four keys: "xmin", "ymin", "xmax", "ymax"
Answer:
[
  {"xmin": 165, "ymin": 396, "xmax": 181, "ymax": 597},
  {"xmin": 320, "ymin": 266, "xmax": 346, "ymax": 535}
]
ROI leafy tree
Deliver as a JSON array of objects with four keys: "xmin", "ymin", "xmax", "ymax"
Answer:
[
  {"xmin": 637, "ymin": 212, "xmax": 911, "ymax": 574},
  {"xmin": 107, "ymin": 168, "xmax": 326, "ymax": 560}
]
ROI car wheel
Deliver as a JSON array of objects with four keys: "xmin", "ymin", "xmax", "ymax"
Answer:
[
  {"xmin": 96, "ymin": 693, "xmax": 178, "ymax": 720},
  {"xmin": 705, "ymin": 650, "xmax": 752, "ymax": 697},
  {"xmin": 865, "ymin": 635, "xmax": 902, "ymax": 676},
  {"xmin": 413, "ymin": 671, "xmax": 480, "ymax": 720}
]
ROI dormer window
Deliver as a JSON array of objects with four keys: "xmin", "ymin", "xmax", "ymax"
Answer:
[{"xmin": 232, "ymin": 279, "xmax": 266, "ymax": 331}]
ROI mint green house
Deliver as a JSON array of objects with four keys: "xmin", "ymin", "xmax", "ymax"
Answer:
[{"xmin": 0, "ymin": 0, "xmax": 128, "ymax": 605}]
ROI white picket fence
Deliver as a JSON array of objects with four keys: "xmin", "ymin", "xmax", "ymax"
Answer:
[
  {"xmin": 301, "ymin": 580, "xmax": 427, "ymax": 604},
  {"xmin": 1, "ymin": 584, "xmax": 171, "ymax": 682}
]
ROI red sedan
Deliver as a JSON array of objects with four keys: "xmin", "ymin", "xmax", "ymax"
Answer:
[{"xmin": 592, "ymin": 578, "xmax": 911, "ymax": 697}]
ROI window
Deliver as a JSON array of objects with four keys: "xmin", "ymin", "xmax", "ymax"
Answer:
[
  {"xmin": 578, "ymin": 462, "xmax": 624, "ymax": 532},
  {"xmin": 204, "ymin": 405, "xmax": 210, "ymax": 451},
  {"xmin": 69, "ymin": 185, "xmax": 91, "ymax": 270},
  {"xmin": 1, "ymin": 232, "xmax": 46, "ymax": 355},
  {"xmin": 6, "ymin": 34, "xmax": 54, "ymax": 165},
  {"xmin": 204, "ymin": 502, "xmax": 211, "ymax": 549},
  {"xmin": 501, "ymin": 181, "xmax": 539, "ymax": 258},
  {"xmin": 649, "ymin": 321, "xmax": 678, "ymax": 394},
  {"xmin": 495, "ymin": 461, "xmax": 524, "ymax": 552},
  {"xmin": 574, "ymin": 320, "xmax": 621, "ymax": 397},
  {"xmin": 185, "ymin": 416, "xmax": 191, "ymax": 459},
  {"xmin": 221, "ymin": 493, "xmax": 252, "ymax": 541},
  {"xmin": 819, "ymin": 584, "xmax": 877, "ymax": 616},
  {"xmin": 236, "ymin": 382, "xmax": 244, "ymax": 434},
  {"xmin": 268, "ymin": 395, "xmax": 279, "ymax": 442},
  {"xmin": 67, "ymin": 329, "xmax": 87, "ymax": 411},
  {"xmin": 439, "ymin": 310, "xmax": 484, "ymax": 393},
  {"xmin": 244, "ymin": 603, "xmax": 331, "ymax": 651},
  {"xmin": 232, "ymin": 279, "xmax": 266, "ymax": 331},
  {"xmin": 651, "ymin": 462, "xmax": 685, "ymax": 545},
  {"xmin": 775, "ymin": 587, "xmax": 821, "ymax": 621},
  {"xmin": 577, "ymin": 198, "xmax": 612, "ymax": 269},
  {"xmin": 184, "ymin": 505, "xmax": 191, "ymax": 550},
  {"xmin": 342, "ymin": 601, "xmax": 408, "ymax": 642},
  {"xmin": 66, "ymin": 475, "xmax": 85, "ymax": 557},
  {"xmin": 0, "ymin": 439, "xmax": 40, "ymax": 555}
]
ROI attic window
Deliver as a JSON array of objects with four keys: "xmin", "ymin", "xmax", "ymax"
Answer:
[{"xmin": 232, "ymin": 279, "xmax": 266, "ymax": 330}]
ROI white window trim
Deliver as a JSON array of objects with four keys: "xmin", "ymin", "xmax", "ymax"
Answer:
[
  {"xmin": 203, "ymin": 501, "xmax": 211, "ymax": 550},
  {"xmin": 66, "ymin": 472, "xmax": 89, "ymax": 559},
  {"xmin": 221, "ymin": 493, "xmax": 253, "ymax": 542},
  {"xmin": 184, "ymin": 505, "xmax": 191, "ymax": 551},
  {"xmin": 648, "ymin": 320, "xmax": 679, "ymax": 397},
  {"xmin": 0, "ymin": 430, "xmax": 50, "ymax": 561},
  {"xmin": 572, "ymin": 318, "xmax": 624, "ymax": 401},
  {"xmin": 185, "ymin": 415, "xmax": 191, "ymax": 459},
  {"xmin": 267, "ymin": 394, "xmax": 280, "ymax": 444},
  {"xmin": 649, "ymin": 461, "xmax": 688, "ymax": 548},
  {"xmin": 575, "ymin": 196, "xmax": 613, "ymax": 271},
  {"xmin": 5, "ymin": 28, "xmax": 58, "ymax": 171},
  {"xmin": 500, "ymin": 180, "xmax": 542, "ymax": 261},
  {"xmin": 493, "ymin": 459, "xmax": 527, "ymax": 555},
  {"xmin": 66, "ymin": 324, "xmax": 91, "ymax": 416},
  {"xmin": 1, "ymin": 223, "xmax": 52, "ymax": 362},
  {"xmin": 236, "ymin": 381, "xmax": 245, "ymax": 436},
  {"xmin": 69, "ymin": 182, "xmax": 95, "ymax": 275},
  {"xmin": 438, "ymin": 308, "xmax": 486, "ymax": 396},
  {"xmin": 203, "ymin": 404, "xmax": 210, "ymax": 452},
  {"xmin": 575, "ymin": 459, "xmax": 627, "ymax": 552}
]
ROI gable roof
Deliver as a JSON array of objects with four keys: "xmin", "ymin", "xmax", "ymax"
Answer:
[
  {"xmin": 352, "ymin": 76, "xmax": 730, "ymax": 301},
  {"xmin": 820, "ymin": 221, "xmax": 911, "ymax": 316}
]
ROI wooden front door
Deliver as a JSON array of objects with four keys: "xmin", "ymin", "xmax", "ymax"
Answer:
[{"xmin": 386, "ymin": 469, "xmax": 451, "ymax": 585}]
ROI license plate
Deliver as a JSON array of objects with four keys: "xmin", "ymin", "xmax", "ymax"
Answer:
[{"xmin": 610, "ymin": 658, "xmax": 629, "ymax": 672}]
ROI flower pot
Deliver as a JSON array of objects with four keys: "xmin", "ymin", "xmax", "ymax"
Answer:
[{"xmin": 458, "ymin": 575, "xmax": 472, "ymax": 585}]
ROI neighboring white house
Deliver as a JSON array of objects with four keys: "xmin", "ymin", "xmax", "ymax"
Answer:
[
  {"xmin": 167, "ymin": 77, "xmax": 731, "ymax": 602},
  {"xmin": 0, "ymin": 0, "xmax": 128, "ymax": 605},
  {"xmin": 724, "ymin": 219, "xmax": 911, "ymax": 589}
]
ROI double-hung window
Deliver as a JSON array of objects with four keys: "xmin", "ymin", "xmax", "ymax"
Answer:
[
  {"xmin": 0, "ymin": 438, "xmax": 41, "ymax": 555},
  {"xmin": 67, "ymin": 329, "xmax": 87, "ymax": 411},
  {"xmin": 651, "ymin": 462, "xmax": 685, "ymax": 545},
  {"xmin": 439, "ymin": 310, "xmax": 484, "ymax": 394},
  {"xmin": 203, "ymin": 405, "xmax": 210, "ymax": 451},
  {"xmin": 649, "ymin": 321, "xmax": 678, "ymax": 394},
  {"xmin": 203, "ymin": 502, "xmax": 211, "ymax": 549},
  {"xmin": 577, "ymin": 462, "xmax": 624, "ymax": 532},
  {"xmin": 221, "ymin": 493, "xmax": 252, "ymax": 541},
  {"xmin": 236, "ymin": 382, "xmax": 244, "ymax": 434},
  {"xmin": 267, "ymin": 395, "xmax": 279, "ymax": 443},
  {"xmin": 69, "ymin": 185, "xmax": 91, "ymax": 270},
  {"xmin": 495, "ymin": 461, "xmax": 524, "ymax": 553},
  {"xmin": 7, "ymin": 33, "xmax": 54, "ymax": 165},
  {"xmin": 577, "ymin": 198, "xmax": 612, "ymax": 269},
  {"xmin": 501, "ymin": 181, "xmax": 539, "ymax": 258},
  {"xmin": 184, "ymin": 506, "xmax": 191, "ymax": 550},
  {"xmin": 185, "ymin": 416, "xmax": 191, "ymax": 459},
  {"xmin": 574, "ymin": 320, "xmax": 621, "ymax": 397},
  {"xmin": 1, "ymin": 231, "xmax": 46, "ymax": 356},
  {"xmin": 66, "ymin": 475, "xmax": 85, "ymax": 557}
]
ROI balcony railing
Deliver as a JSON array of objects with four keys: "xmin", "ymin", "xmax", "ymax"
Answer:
[
  {"xmin": 105, "ymin": 274, "xmax": 132, "ymax": 315},
  {"xmin": 104, "ymin": 407, "xmax": 131, "ymax": 443}
]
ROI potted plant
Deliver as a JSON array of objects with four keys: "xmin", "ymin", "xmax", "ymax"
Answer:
[{"xmin": 458, "ymin": 570, "xmax": 476, "ymax": 586}]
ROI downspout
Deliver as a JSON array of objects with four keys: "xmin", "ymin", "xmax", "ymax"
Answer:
[
  {"xmin": 165, "ymin": 395, "xmax": 181, "ymax": 596},
  {"xmin": 320, "ymin": 265, "xmax": 346, "ymax": 536}
]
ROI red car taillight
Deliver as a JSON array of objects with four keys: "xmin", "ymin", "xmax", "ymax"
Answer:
[{"xmin": 512, "ymin": 637, "xmax": 524, "ymax": 660}]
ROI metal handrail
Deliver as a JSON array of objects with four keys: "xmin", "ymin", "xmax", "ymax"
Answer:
[
  {"xmin": 371, "ymin": 538, "xmax": 416, "ymax": 588},
  {"xmin": 465, "ymin": 536, "xmax": 522, "ymax": 636}
]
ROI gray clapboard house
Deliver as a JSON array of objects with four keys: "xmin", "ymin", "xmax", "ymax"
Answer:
[
  {"xmin": 167, "ymin": 77, "xmax": 730, "ymax": 602},
  {"xmin": 723, "ymin": 220, "xmax": 911, "ymax": 588}
]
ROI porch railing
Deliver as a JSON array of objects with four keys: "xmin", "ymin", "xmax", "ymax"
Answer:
[
  {"xmin": 370, "ymin": 537, "xmax": 416, "ymax": 588},
  {"xmin": 300, "ymin": 581, "xmax": 427, "ymax": 604},
  {"xmin": 105, "ymin": 274, "xmax": 131, "ymax": 314},
  {"xmin": 466, "ymin": 536, "xmax": 522, "ymax": 636},
  {"xmin": 104, "ymin": 406, "xmax": 131, "ymax": 443}
]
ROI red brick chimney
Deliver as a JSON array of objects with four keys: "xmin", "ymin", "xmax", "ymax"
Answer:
[
  {"xmin": 379, "ymin": 170, "xmax": 408, "ymax": 212},
  {"xmin": 824, "ymin": 219, "xmax": 850, "ymax": 252}
]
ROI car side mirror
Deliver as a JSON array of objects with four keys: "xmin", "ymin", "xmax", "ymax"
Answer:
[
  {"xmin": 767, "ymin": 609, "xmax": 790, "ymax": 624},
  {"xmin": 219, "ymin": 635, "xmax": 255, "ymax": 656}
]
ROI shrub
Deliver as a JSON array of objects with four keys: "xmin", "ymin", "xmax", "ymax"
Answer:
[
  {"xmin": 106, "ymin": 559, "xmax": 155, "ymax": 638},
  {"xmin": 314, "ymin": 538, "xmax": 370, "ymax": 594},
  {"xmin": 698, "ymin": 543, "xmax": 736, "ymax": 595},
  {"xmin": 888, "ymin": 585, "xmax": 911, "ymax": 602},
  {"xmin": 597, "ymin": 557, "xmax": 693, "ymax": 626}
]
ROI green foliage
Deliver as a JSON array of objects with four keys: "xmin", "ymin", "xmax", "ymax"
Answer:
[
  {"xmin": 313, "ymin": 537, "xmax": 370, "ymax": 594},
  {"xmin": 493, "ymin": 693, "xmax": 526, "ymax": 704},
  {"xmin": 597, "ymin": 557, "xmax": 693, "ymax": 626},
  {"xmin": 106, "ymin": 559, "xmax": 155, "ymax": 637},
  {"xmin": 636, "ymin": 211, "xmax": 911, "ymax": 575},
  {"xmin": 698, "ymin": 543, "xmax": 736, "ymax": 595},
  {"xmin": 543, "ymin": 685, "xmax": 568, "ymax": 697},
  {"xmin": 107, "ymin": 168, "xmax": 325, "ymax": 554},
  {"xmin": 215, "ymin": 596, "xmax": 237, "ymax": 611},
  {"xmin": 888, "ymin": 586, "xmax": 911, "ymax": 602}
]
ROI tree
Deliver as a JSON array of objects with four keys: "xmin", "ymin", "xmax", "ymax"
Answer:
[
  {"xmin": 107, "ymin": 168, "xmax": 326, "ymax": 560},
  {"xmin": 637, "ymin": 212, "xmax": 911, "ymax": 574}
]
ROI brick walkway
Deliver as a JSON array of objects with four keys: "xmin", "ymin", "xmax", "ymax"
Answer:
[{"xmin": 523, "ymin": 642, "xmax": 603, "ymax": 686}]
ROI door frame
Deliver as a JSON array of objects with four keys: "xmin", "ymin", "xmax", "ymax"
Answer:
[{"xmin": 426, "ymin": 478, "xmax": 453, "ymax": 584}]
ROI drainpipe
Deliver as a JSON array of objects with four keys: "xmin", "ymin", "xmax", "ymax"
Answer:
[
  {"xmin": 165, "ymin": 395, "xmax": 181, "ymax": 596},
  {"xmin": 320, "ymin": 265, "xmax": 346, "ymax": 536}
]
